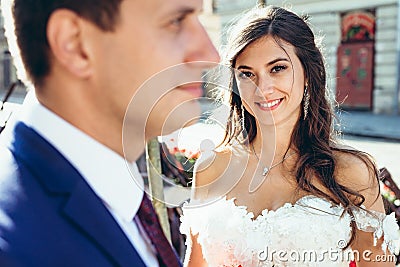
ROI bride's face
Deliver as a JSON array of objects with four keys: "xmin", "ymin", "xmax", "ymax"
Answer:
[{"xmin": 234, "ymin": 36, "xmax": 306, "ymax": 128}]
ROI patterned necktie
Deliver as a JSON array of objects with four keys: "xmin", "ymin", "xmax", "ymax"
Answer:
[{"xmin": 136, "ymin": 194, "xmax": 181, "ymax": 267}]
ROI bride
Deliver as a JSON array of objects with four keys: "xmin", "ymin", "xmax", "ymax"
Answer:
[{"xmin": 180, "ymin": 5, "xmax": 399, "ymax": 267}]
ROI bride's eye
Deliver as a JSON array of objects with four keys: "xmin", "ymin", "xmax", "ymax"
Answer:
[
  {"xmin": 271, "ymin": 65, "xmax": 287, "ymax": 73},
  {"xmin": 237, "ymin": 71, "xmax": 254, "ymax": 80}
]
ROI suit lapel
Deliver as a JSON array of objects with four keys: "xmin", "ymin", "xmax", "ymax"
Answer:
[
  {"xmin": 62, "ymin": 177, "xmax": 146, "ymax": 267},
  {"xmin": 11, "ymin": 122, "xmax": 147, "ymax": 267}
]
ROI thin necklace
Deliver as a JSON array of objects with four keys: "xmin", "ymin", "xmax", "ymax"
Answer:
[{"xmin": 251, "ymin": 143, "xmax": 296, "ymax": 176}]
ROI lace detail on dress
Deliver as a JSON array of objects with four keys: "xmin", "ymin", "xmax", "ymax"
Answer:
[
  {"xmin": 352, "ymin": 208, "xmax": 399, "ymax": 253},
  {"xmin": 180, "ymin": 198, "xmax": 260, "ymax": 267},
  {"xmin": 180, "ymin": 196, "xmax": 400, "ymax": 267}
]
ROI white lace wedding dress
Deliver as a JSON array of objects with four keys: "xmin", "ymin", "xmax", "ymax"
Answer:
[{"xmin": 180, "ymin": 195, "xmax": 399, "ymax": 267}]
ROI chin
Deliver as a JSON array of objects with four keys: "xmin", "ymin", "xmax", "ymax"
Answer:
[{"xmin": 146, "ymin": 100, "xmax": 201, "ymax": 138}]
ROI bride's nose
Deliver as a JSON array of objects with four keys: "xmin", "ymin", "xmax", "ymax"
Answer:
[{"xmin": 255, "ymin": 75, "xmax": 275, "ymax": 97}]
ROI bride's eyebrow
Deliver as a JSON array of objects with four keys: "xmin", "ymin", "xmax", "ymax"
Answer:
[
  {"xmin": 237, "ymin": 57, "xmax": 290, "ymax": 70},
  {"xmin": 237, "ymin": 65, "xmax": 252, "ymax": 70},
  {"xmin": 265, "ymin": 57, "xmax": 289, "ymax": 66}
]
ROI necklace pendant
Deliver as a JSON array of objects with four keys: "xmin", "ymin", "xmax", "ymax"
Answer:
[{"xmin": 262, "ymin": 167, "xmax": 269, "ymax": 176}]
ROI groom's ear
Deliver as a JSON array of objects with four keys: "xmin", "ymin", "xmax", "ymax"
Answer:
[{"xmin": 47, "ymin": 9, "xmax": 93, "ymax": 79}]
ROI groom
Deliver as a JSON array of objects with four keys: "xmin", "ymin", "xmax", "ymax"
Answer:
[{"xmin": 0, "ymin": 0, "xmax": 218, "ymax": 266}]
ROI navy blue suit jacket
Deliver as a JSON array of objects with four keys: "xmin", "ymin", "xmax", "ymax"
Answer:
[{"xmin": 0, "ymin": 122, "xmax": 149, "ymax": 267}]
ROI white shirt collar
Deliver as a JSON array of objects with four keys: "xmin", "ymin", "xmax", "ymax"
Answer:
[{"xmin": 18, "ymin": 93, "xmax": 144, "ymax": 222}]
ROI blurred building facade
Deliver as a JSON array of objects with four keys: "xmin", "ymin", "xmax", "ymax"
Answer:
[
  {"xmin": 0, "ymin": 9, "xmax": 15, "ymax": 92},
  {"xmin": 201, "ymin": 0, "xmax": 400, "ymax": 115}
]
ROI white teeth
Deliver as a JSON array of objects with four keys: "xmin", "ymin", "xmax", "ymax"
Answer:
[{"xmin": 259, "ymin": 99, "xmax": 281, "ymax": 108}]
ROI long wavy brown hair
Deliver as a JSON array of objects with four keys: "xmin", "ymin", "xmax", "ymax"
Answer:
[{"xmin": 220, "ymin": 5, "xmax": 380, "ymax": 247}]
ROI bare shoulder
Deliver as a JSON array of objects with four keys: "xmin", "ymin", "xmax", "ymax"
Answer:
[
  {"xmin": 190, "ymin": 147, "xmax": 233, "ymax": 200},
  {"xmin": 193, "ymin": 147, "xmax": 232, "ymax": 186},
  {"xmin": 334, "ymin": 149, "xmax": 380, "ymax": 207}
]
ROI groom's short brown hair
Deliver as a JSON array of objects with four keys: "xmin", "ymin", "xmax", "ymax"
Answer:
[{"xmin": 12, "ymin": 0, "xmax": 123, "ymax": 86}]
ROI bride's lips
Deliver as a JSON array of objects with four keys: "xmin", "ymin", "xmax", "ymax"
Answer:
[
  {"xmin": 255, "ymin": 98, "xmax": 283, "ymax": 111},
  {"xmin": 176, "ymin": 83, "xmax": 204, "ymax": 98}
]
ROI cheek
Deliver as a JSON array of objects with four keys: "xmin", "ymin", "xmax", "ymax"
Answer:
[
  {"xmin": 238, "ymin": 86, "xmax": 254, "ymax": 103},
  {"xmin": 128, "ymin": 37, "xmax": 179, "ymax": 81},
  {"xmin": 238, "ymin": 89, "xmax": 253, "ymax": 112},
  {"xmin": 238, "ymin": 89, "xmax": 257, "ymax": 117},
  {"xmin": 277, "ymin": 79, "xmax": 296, "ymax": 95},
  {"xmin": 289, "ymin": 88, "xmax": 304, "ymax": 110}
]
